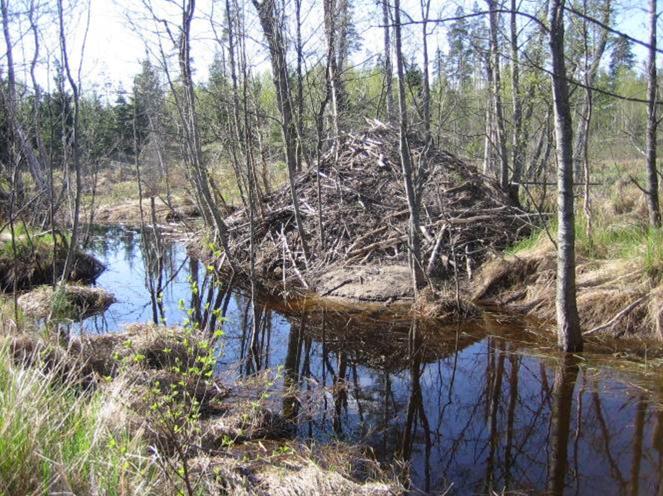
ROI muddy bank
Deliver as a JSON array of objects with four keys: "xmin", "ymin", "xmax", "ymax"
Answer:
[
  {"xmin": 473, "ymin": 243, "xmax": 663, "ymax": 341},
  {"xmin": 0, "ymin": 245, "xmax": 104, "ymax": 291},
  {"xmin": 93, "ymin": 197, "xmax": 201, "ymax": 227}
]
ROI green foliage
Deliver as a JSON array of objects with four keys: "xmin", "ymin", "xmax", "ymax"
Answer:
[
  {"xmin": 0, "ymin": 344, "xmax": 157, "ymax": 495},
  {"xmin": 0, "ymin": 226, "xmax": 66, "ymax": 261}
]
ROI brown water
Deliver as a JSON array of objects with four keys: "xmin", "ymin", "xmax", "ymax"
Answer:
[{"xmin": 80, "ymin": 225, "xmax": 663, "ymax": 495}]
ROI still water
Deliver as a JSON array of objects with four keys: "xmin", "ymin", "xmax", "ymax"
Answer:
[{"xmin": 81, "ymin": 225, "xmax": 663, "ymax": 495}]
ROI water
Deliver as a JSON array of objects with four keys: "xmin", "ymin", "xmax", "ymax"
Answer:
[{"xmin": 80, "ymin": 225, "xmax": 663, "ymax": 495}]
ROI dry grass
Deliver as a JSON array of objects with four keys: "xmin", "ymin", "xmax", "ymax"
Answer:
[
  {"xmin": 17, "ymin": 284, "xmax": 115, "ymax": 321},
  {"xmin": 0, "ymin": 324, "xmax": 404, "ymax": 495}
]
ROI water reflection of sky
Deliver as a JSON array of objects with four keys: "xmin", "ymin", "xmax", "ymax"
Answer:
[{"xmin": 79, "ymin": 226, "xmax": 663, "ymax": 495}]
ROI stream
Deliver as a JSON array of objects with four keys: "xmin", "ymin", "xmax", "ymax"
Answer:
[{"xmin": 78, "ymin": 225, "xmax": 663, "ymax": 495}]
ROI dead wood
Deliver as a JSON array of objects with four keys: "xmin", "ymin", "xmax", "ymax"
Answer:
[{"xmin": 225, "ymin": 122, "xmax": 535, "ymax": 293}]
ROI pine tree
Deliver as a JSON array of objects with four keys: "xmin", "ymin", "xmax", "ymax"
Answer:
[{"xmin": 609, "ymin": 36, "xmax": 636, "ymax": 79}]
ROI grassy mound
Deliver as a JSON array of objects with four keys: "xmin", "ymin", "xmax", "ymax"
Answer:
[
  {"xmin": 473, "ymin": 218, "xmax": 663, "ymax": 341},
  {"xmin": 17, "ymin": 284, "xmax": 115, "ymax": 321},
  {"xmin": 0, "ymin": 227, "xmax": 104, "ymax": 290}
]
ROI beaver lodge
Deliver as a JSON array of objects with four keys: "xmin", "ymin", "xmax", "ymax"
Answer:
[{"xmin": 226, "ymin": 121, "xmax": 536, "ymax": 303}]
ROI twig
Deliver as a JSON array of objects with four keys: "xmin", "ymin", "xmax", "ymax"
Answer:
[{"xmin": 584, "ymin": 295, "xmax": 648, "ymax": 336}]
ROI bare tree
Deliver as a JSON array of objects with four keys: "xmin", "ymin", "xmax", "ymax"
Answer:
[
  {"xmin": 486, "ymin": 0, "xmax": 509, "ymax": 193},
  {"xmin": 253, "ymin": 0, "xmax": 310, "ymax": 262},
  {"xmin": 645, "ymin": 0, "xmax": 661, "ymax": 228},
  {"xmin": 549, "ymin": 0, "xmax": 583, "ymax": 352},
  {"xmin": 420, "ymin": 0, "xmax": 432, "ymax": 142},
  {"xmin": 0, "ymin": 0, "xmax": 47, "ymax": 195},
  {"xmin": 56, "ymin": 0, "xmax": 83, "ymax": 283},
  {"xmin": 381, "ymin": 0, "xmax": 394, "ymax": 121},
  {"xmin": 509, "ymin": 0, "xmax": 523, "ymax": 204},
  {"xmin": 393, "ymin": 0, "xmax": 424, "ymax": 291}
]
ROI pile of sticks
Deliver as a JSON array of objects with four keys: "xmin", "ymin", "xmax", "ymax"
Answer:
[{"xmin": 225, "ymin": 121, "xmax": 537, "ymax": 287}]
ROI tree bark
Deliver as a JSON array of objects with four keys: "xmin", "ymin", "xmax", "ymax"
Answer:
[
  {"xmin": 382, "ymin": 0, "xmax": 394, "ymax": 121},
  {"xmin": 549, "ymin": 0, "xmax": 583, "ymax": 352},
  {"xmin": 509, "ymin": 0, "xmax": 523, "ymax": 204},
  {"xmin": 393, "ymin": 0, "xmax": 424, "ymax": 292},
  {"xmin": 646, "ymin": 0, "xmax": 661, "ymax": 228},
  {"xmin": 1, "ymin": 0, "xmax": 47, "ymax": 194},
  {"xmin": 487, "ymin": 0, "xmax": 509, "ymax": 193},
  {"xmin": 420, "ymin": 0, "xmax": 432, "ymax": 142},
  {"xmin": 253, "ymin": 0, "xmax": 310, "ymax": 262},
  {"xmin": 56, "ymin": 0, "xmax": 82, "ymax": 283},
  {"xmin": 178, "ymin": 0, "xmax": 238, "ymax": 272}
]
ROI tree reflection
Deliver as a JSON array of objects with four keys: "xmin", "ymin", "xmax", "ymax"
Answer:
[{"xmin": 547, "ymin": 354, "xmax": 579, "ymax": 495}]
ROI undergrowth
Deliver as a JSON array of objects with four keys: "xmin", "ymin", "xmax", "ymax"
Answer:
[
  {"xmin": 0, "ymin": 344, "xmax": 160, "ymax": 495},
  {"xmin": 0, "ymin": 225, "xmax": 69, "ymax": 260},
  {"xmin": 506, "ymin": 212, "xmax": 663, "ymax": 282}
]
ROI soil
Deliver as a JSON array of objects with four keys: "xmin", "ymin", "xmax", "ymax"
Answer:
[{"xmin": 316, "ymin": 265, "xmax": 415, "ymax": 302}]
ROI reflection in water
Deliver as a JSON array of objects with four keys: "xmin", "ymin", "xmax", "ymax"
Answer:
[{"xmin": 82, "ymin": 226, "xmax": 663, "ymax": 494}]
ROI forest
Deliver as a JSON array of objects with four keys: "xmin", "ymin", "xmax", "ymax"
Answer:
[{"xmin": 1, "ymin": 0, "xmax": 663, "ymax": 494}]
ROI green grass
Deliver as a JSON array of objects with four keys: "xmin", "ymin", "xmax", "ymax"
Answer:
[
  {"xmin": 504, "ymin": 227, "xmax": 546, "ymax": 255},
  {"xmin": 505, "ymin": 213, "xmax": 663, "ymax": 282},
  {"xmin": 0, "ymin": 343, "xmax": 159, "ymax": 495},
  {"xmin": 643, "ymin": 228, "xmax": 663, "ymax": 280},
  {"xmin": 0, "ymin": 225, "xmax": 67, "ymax": 260}
]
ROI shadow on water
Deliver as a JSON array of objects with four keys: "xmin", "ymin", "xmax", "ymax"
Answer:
[{"xmin": 80, "ymin": 225, "xmax": 663, "ymax": 494}]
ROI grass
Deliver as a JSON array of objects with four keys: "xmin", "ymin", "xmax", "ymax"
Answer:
[
  {"xmin": 0, "ymin": 343, "xmax": 160, "ymax": 495},
  {"xmin": 0, "ymin": 224, "xmax": 68, "ymax": 260},
  {"xmin": 506, "ymin": 211, "xmax": 663, "ymax": 283}
]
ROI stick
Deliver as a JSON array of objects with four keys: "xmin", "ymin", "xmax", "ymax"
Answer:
[
  {"xmin": 584, "ymin": 295, "xmax": 648, "ymax": 336},
  {"xmin": 426, "ymin": 224, "xmax": 447, "ymax": 275},
  {"xmin": 280, "ymin": 227, "xmax": 309, "ymax": 289}
]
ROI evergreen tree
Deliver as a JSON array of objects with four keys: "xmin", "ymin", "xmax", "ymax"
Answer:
[
  {"xmin": 445, "ymin": 6, "xmax": 472, "ymax": 88},
  {"xmin": 609, "ymin": 36, "xmax": 636, "ymax": 79}
]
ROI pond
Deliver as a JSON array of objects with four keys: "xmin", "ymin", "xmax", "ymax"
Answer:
[{"xmin": 80, "ymin": 225, "xmax": 663, "ymax": 495}]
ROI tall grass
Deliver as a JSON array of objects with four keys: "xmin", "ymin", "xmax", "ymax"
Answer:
[{"xmin": 0, "ymin": 344, "xmax": 160, "ymax": 495}]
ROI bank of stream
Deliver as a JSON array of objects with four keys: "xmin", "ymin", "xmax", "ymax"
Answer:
[{"xmin": 60, "ymin": 225, "xmax": 663, "ymax": 494}]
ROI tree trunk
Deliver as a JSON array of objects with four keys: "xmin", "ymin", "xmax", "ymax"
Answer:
[
  {"xmin": 646, "ymin": 0, "xmax": 661, "ymax": 228},
  {"xmin": 509, "ymin": 0, "xmax": 523, "ymax": 204},
  {"xmin": 393, "ymin": 0, "xmax": 424, "ymax": 292},
  {"xmin": 253, "ymin": 0, "xmax": 310, "ymax": 262},
  {"xmin": 572, "ymin": 0, "xmax": 611, "ymax": 183},
  {"xmin": 487, "ymin": 0, "xmax": 509, "ymax": 193},
  {"xmin": 420, "ymin": 0, "xmax": 432, "ymax": 142},
  {"xmin": 56, "ymin": 0, "xmax": 82, "ymax": 283},
  {"xmin": 179, "ymin": 0, "xmax": 238, "ymax": 272},
  {"xmin": 549, "ymin": 0, "xmax": 583, "ymax": 352},
  {"xmin": 382, "ymin": 0, "xmax": 394, "ymax": 121},
  {"xmin": 1, "ymin": 0, "xmax": 47, "ymax": 194}
]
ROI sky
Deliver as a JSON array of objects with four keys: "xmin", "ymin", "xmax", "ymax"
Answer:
[{"xmin": 3, "ymin": 0, "xmax": 655, "ymax": 100}]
